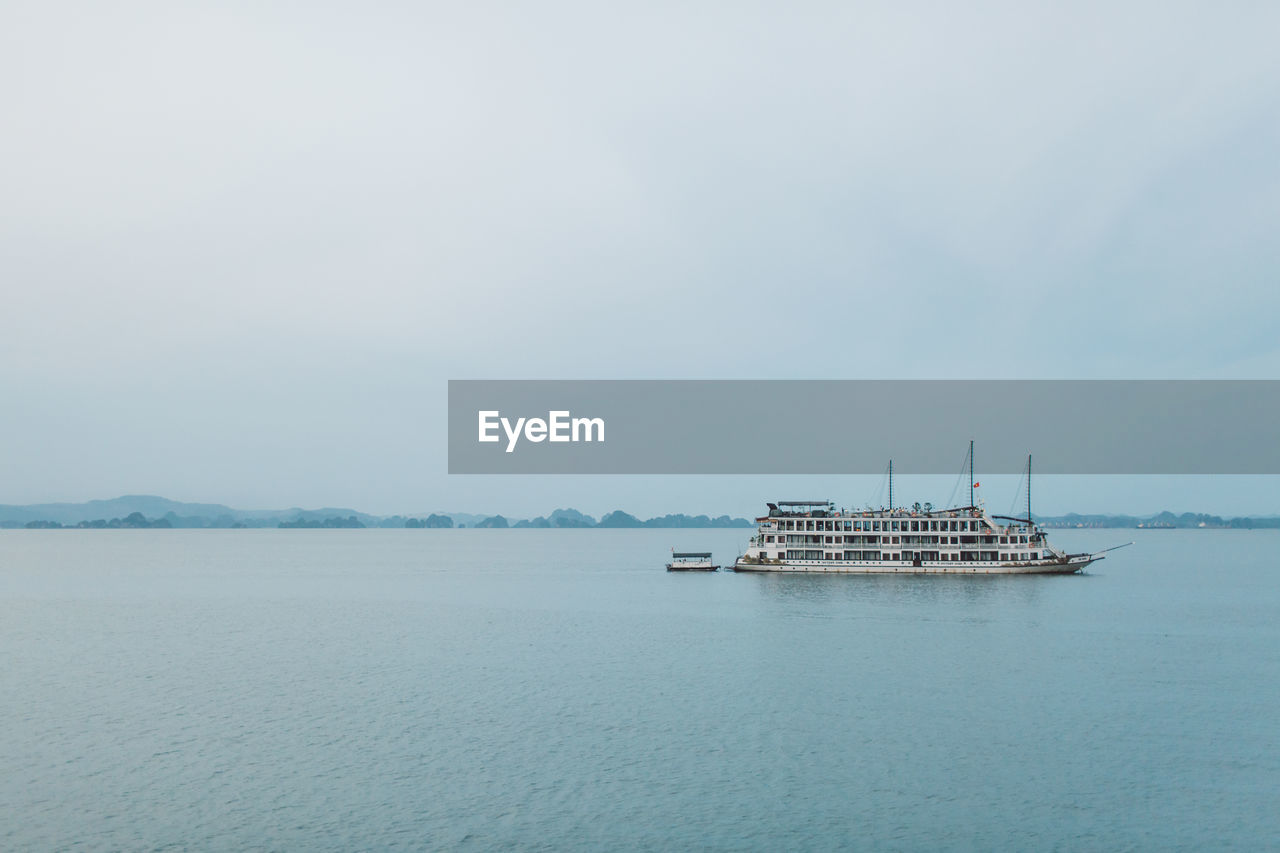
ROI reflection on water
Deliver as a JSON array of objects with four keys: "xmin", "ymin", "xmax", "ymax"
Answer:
[{"xmin": 747, "ymin": 569, "xmax": 1054, "ymax": 613}]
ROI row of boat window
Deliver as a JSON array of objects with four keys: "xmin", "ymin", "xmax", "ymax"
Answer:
[
  {"xmin": 772, "ymin": 518, "xmax": 989, "ymax": 533},
  {"xmin": 778, "ymin": 550, "xmax": 1039, "ymax": 558},
  {"xmin": 780, "ymin": 550, "xmax": 1039, "ymax": 562},
  {"xmin": 769, "ymin": 534, "xmax": 1032, "ymax": 545}
]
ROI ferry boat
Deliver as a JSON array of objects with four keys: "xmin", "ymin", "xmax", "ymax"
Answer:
[
  {"xmin": 733, "ymin": 445, "xmax": 1122, "ymax": 575},
  {"xmin": 667, "ymin": 551, "xmax": 718, "ymax": 572}
]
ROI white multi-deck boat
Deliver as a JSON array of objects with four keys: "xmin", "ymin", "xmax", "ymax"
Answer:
[{"xmin": 733, "ymin": 445, "xmax": 1122, "ymax": 575}]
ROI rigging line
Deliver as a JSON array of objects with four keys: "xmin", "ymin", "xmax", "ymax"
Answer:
[
  {"xmin": 870, "ymin": 460, "xmax": 890, "ymax": 509},
  {"xmin": 1008, "ymin": 455, "xmax": 1029, "ymax": 514},
  {"xmin": 1007, "ymin": 455, "xmax": 1029, "ymax": 518},
  {"xmin": 944, "ymin": 446, "xmax": 969, "ymax": 509}
]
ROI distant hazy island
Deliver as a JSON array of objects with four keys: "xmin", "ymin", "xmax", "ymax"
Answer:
[
  {"xmin": 1037, "ymin": 511, "xmax": 1280, "ymax": 529},
  {"xmin": 1, "ymin": 496, "xmax": 1277, "ymax": 530},
  {"xmin": 0, "ymin": 497, "xmax": 754, "ymax": 530}
]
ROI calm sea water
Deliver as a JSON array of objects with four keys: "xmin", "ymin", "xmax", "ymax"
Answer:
[{"xmin": 1, "ymin": 529, "xmax": 1277, "ymax": 850}]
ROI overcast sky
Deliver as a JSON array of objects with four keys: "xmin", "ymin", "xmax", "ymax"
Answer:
[{"xmin": 3, "ymin": 1, "xmax": 1278, "ymax": 517}]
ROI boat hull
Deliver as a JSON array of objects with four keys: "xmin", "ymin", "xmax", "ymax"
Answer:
[{"xmin": 732, "ymin": 555, "xmax": 1097, "ymax": 575}]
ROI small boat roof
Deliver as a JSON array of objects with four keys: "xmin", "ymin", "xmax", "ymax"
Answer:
[
  {"xmin": 672, "ymin": 552, "xmax": 712, "ymax": 558},
  {"xmin": 776, "ymin": 501, "xmax": 832, "ymax": 507}
]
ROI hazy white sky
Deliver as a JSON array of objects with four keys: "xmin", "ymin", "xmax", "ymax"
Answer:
[{"xmin": 3, "ymin": 1, "xmax": 1278, "ymax": 516}]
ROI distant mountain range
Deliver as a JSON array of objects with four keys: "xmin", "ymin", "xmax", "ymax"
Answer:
[
  {"xmin": 0, "ymin": 496, "xmax": 754, "ymax": 529},
  {"xmin": 1037, "ymin": 511, "xmax": 1280, "ymax": 529},
  {"xmin": 0, "ymin": 496, "xmax": 380, "ymax": 528},
  {"xmin": 2, "ymin": 496, "xmax": 1276, "ymax": 530}
]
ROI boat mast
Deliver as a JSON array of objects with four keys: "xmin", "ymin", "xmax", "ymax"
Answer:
[
  {"xmin": 1027, "ymin": 453, "xmax": 1032, "ymax": 529},
  {"xmin": 969, "ymin": 439, "xmax": 974, "ymax": 508},
  {"xmin": 888, "ymin": 459, "xmax": 893, "ymax": 510}
]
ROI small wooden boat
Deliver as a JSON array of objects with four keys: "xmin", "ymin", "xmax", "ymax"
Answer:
[{"xmin": 666, "ymin": 551, "xmax": 718, "ymax": 572}]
